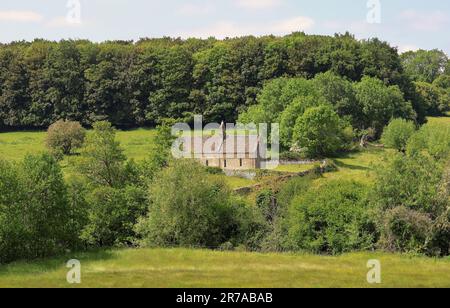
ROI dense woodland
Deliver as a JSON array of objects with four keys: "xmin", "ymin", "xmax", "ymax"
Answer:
[{"xmin": 0, "ymin": 32, "xmax": 449, "ymax": 129}]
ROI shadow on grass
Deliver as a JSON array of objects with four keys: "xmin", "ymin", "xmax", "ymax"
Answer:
[
  {"xmin": 0, "ymin": 249, "xmax": 117, "ymax": 276},
  {"xmin": 333, "ymin": 159, "xmax": 371, "ymax": 171}
]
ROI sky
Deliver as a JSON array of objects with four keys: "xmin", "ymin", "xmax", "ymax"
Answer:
[{"xmin": 0, "ymin": 0, "xmax": 449, "ymax": 54}]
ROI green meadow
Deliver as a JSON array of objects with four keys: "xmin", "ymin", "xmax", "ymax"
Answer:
[{"xmin": 0, "ymin": 248, "xmax": 449, "ymax": 288}]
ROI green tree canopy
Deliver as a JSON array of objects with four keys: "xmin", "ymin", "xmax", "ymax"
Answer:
[
  {"xmin": 292, "ymin": 105, "xmax": 346, "ymax": 157},
  {"xmin": 401, "ymin": 49, "xmax": 448, "ymax": 83}
]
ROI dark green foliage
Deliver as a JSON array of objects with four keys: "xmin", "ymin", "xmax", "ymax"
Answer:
[
  {"xmin": 414, "ymin": 81, "xmax": 448, "ymax": 116},
  {"xmin": 0, "ymin": 154, "xmax": 83, "ymax": 263},
  {"xmin": 282, "ymin": 180, "xmax": 376, "ymax": 255},
  {"xmin": 256, "ymin": 190, "xmax": 277, "ymax": 223},
  {"xmin": 81, "ymin": 185, "xmax": 148, "ymax": 247},
  {"xmin": 378, "ymin": 206, "xmax": 433, "ymax": 254},
  {"xmin": 0, "ymin": 34, "xmax": 427, "ymax": 129}
]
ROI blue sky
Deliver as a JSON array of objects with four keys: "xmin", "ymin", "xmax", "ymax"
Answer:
[{"xmin": 0, "ymin": 0, "xmax": 449, "ymax": 54}]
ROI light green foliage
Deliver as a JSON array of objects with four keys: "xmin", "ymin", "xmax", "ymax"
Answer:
[
  {"xmin": 0, "ymin": 154, "xmax": 79, "ymax": 263},
  {"xmin": 136, "ymin": 160, "xmax": 256, "ymax": 248},
  {"xmin": 313, "ymin": 71, "xmax": 361, "ymax": 126},
  {"xmin": 373, "ymin": 153, "xmax": 445, "ymax": 213},
  {"xmin": 407, "ymin": 121, "xmax": 450, "ymax": 160},
  {"xmin": 78, "ymin": 121, "xmax": 134, "ymax": 188},
  {"xmin": 372, "ymin": 152, "xmax": 449, "ymax": 256},
  {"xmin": 401, "ymin": 49, "xmax": 448, "ymax": 83},
  {"xmin": 283, "ymin": 180, "xmax": 375, "ymax": 255},
  {"xmin": 140, "ymin": 119, "xmax": 176, "ymax": 182},
  {"xmin": 292, "ymin": 105, "xmax": 346, "ymax": 157},
  {"xmin": 239, "ymin": 77, "xmax": 317, "ymax": 125},
  {"xmin": 279, "ymin": 96, "xmax": 328, "ymax": 148},
  {"xmin": 354, "ymin": 77, "xmax": 415, "ymax": 134},
  {"xmin": 381, "ymin": 118, "xmax": 416, "ymax": 152}
]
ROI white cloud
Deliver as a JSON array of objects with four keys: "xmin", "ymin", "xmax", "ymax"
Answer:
[
  {"xmin": 179, "ymin": 16, "xmax": 314, "ymax": 39},
  {"xmin": 235, "ymin": 0, "xmax": 282, "ymax": 10},
  {"xmin": 177, "ymin": 3, "xmax": 215, "ymax": 16},
  {"xmin": 46, "ymin": 17, "xmax": 83, "ymax": 28},
  {"xmin": 400, "ymin": 10, "xmax": 449, "ymax": 31},
  {"xmin": 0, "ymin": 10, "xmax": 43, "ymax": 23}
]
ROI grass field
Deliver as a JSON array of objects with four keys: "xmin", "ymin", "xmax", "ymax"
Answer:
[
  {"xmin": 0, "ymin": 128, "xmax": 157, "ymax": 162},
  {"xmin": 0, "ymin": 248, "xmax": 449, "ymax": 288}
]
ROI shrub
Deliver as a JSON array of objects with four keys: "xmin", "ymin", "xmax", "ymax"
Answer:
[
  {"xmin": 136, "ymin": 160, "xmax": 254, "ymax": 248},
  {"xmin": 283, "ymin": 180, "xmax": 376, "ymax": 254},
  {"xmin": 205, "ymin": 166, "xmax": 224, "ymax": 175},
  {"xmin": 378, "ymin": 206, "xmax": 432, "ymax": 254},
  {"xmin": 46, "ymin": 120, "xmax": 86, "ymax": 155},
  {"xmin": 407, "ymin": 121, "xmax": 450, "ymax": 160},
  {"xmin": 80, "ymin": 185, "xmax": 148, "ymax": 247},
  {"xmin": 0, "ymin": 154, "xmax": 81, "ymax": 263},
  {"xmin": 372, "ymin": 153, "xmax": 449, "ymax": 256},
  {"xmin": 373, "ymin": 153, "xmax": 445, "ymax": 214},
  {"xmin": 256, "ymin": 189, "xmax": 277, "ymax": 223},
  {"xmin": 381, "ymin": 118, "xmax": 416, "ymax": 152}
]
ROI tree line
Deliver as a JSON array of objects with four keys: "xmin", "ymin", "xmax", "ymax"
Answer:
[{"xmin": 2, "ymin": 32, "xmax": 447, "ymax": 130}]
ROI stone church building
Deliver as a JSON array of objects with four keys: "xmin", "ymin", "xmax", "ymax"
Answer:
[{"xmin": 183, "ymin": 122, "xmax": 262, "ymax": 170}]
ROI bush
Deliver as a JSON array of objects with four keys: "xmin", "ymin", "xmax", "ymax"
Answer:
[
  {"xmin": 373, "ymin": 153, "xmax": 445, "ymax": 214},
  {"xmin": 205, "ymin": 166, "xmax": 224, "ymax": 175},
  {"xmin": 407, "ymin": 121, "xmax": 450, "ymax": 160},
  {"xmin": 46, "ymin": 120, "xmax": 86, "ymax": 155},
  {"xmin": 381, "ymin": 118, "xmax": 416, "ymax": 152},
  {"xmin": 0, "ymin": 154, "xmax": 81, "ymax": 263},
  {"xmin": 80, "ymin": 185, "xmax": 148, "ymax": 247},
  {"xmin": 378, "ymin": 206, "xmax": 432, "ymax": 254},
  {"xmin": 136, "ymin": 160, "xmax": 256, "ymax": 248},
  {"xmin": 256, "ymin": 190, "xmax": 277, "ymax": 223},
  {"xmin": 283, "ymin": 180, "xmax": 376, "ymax": 254},
  {"xmin": 372, "ymin": 152, "xmax": 449, "ymax": 256}
]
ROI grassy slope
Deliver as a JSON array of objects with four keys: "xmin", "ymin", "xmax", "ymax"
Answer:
[{"xmin": 0, "ymin": 248, "xmax": 449, "ymax": 288}]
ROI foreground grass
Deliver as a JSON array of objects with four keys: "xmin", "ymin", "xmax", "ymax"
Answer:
[{"xmin": 0, "ymin": 248, "xmax": 449, "ymax": 288}]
